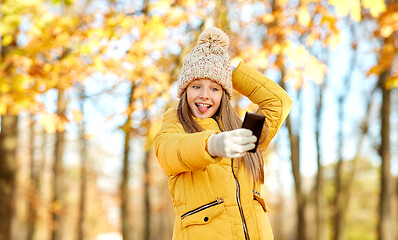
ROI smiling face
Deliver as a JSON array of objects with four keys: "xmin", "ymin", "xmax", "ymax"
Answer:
[{"xmin": 186, "ymin": 79, "xmax": 223, "ymax": 119}]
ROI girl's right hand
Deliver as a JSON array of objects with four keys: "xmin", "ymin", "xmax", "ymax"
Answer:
[{"xmin": 207, "ymin": 129, "xmax": 257, "ymax": 158}]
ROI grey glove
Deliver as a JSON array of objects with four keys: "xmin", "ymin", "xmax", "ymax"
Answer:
[{"xmin": 207, "ymin": 129, "xmax": 257, "ymax": 158}]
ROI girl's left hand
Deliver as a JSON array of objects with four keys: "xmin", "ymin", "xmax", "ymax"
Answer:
[{"xmin": 207, "ymin": 129, "xmax": 256, "ymax": 158}]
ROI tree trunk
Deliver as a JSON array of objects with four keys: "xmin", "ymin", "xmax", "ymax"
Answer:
[
  {"xmin": 314, "ymin": 82, "xmax": 325, "ymax": 240},
  {"xmin": 287, "ymin": 125, "xmax": 306, "ymax": 240},
  {"xmin": 27, "ymin": 115, "xmax": 39, "ymax": 240},
  {"xmin": 214, "ymin": 0, "xmax": 229, "ymax": 30},
  {"xmin": 76, "ymin": 86, "xmax": 87, "ymax": 240},
  {"xmin": 333, "ymin": 115, "xmax": 345, "ymax": 240},
  {"xmin": 332, "ymin": 94, "xmax": 348, "ymax": 240},
  {"xmin": 378, "ymin": 72, "xmax": 393, "ymax": 240},
  {"xmin": 143, "ymin": 149, "xmax": 151, "ymax": 240},
  {"xmin": 39, "ymin": 125, "xmax": 47, "ymax": 240},
  {"xmin": 332, "ymin": 25, "xmax": 358, "ymax": 239},
  {"xmin": 50, "ymin": 89, "xmax": 67, "ymax": 240},
  {"xmin": 0, "ymin": 115, "xmax": 18, "ymax": 240},
  {"xmin": 121, "ymin": 84, "xmax": 135, "ymax": 240},
  {"xmin": 280, "ymin": 76, "xmax": 306, "ymax": 240}
]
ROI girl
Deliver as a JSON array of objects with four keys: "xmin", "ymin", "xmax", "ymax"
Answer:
[{"xmin": 154, "ymin": 27, "xmax": 292, "ymax": 240}]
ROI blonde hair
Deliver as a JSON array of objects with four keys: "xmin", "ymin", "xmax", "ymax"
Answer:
[{"xmin": 177, "ymin": 90, "xmax": 265, "ymax": 184}]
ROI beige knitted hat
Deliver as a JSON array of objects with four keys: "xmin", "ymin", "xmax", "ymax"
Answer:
[{"xmin": 177, "ymin": 27, "xmax": 233, "ymax": 99}]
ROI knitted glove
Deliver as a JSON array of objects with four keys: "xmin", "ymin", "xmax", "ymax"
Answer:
[{"xmin": 207, "ymin": 129, "xmax": 257, "ymax": 158}]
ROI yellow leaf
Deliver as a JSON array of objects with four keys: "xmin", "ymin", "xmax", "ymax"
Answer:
[
  {"xmin": 306, "ymin": 31, "xmax": 316, "ymax": 46},
  {"xmin": 260, "ymin": 13, "xmax": 275, "ymax": 23},
  {"xmin": 363, "ymin": 0, "xmax": 386, "ymax": 17},
  {"xmin": 44, "ymin": 63, "xmax": 52, "ymax": 73},
  {"xmin": 285, "ymin": 69, "xmax": 303, "ymax": 90},
  {"xmin": 285, "ymin": 43, "xmax": 310, "ymax": 67},
  {"xmin": 2, "ymin": 35, "xmax": 13, "ymax": 46},
  {"xmin": 324, "ymin": 33, "xmax": 341, "ymax": 49},
  {"xmin": 150, "ymin": 0, "xmax": 171, "ymax": 12},
  {"xmin": 83, "ymin": 133, "xmax": 95, "ymax": 140},
  {"xmin": 298, "ymin": 7, "xmax": 311, "ymax": 27},
  {"xmin": 166, "ymin": 8, "xmax": 188, "ymax": 26},
  {"xmin": 366, "ymin": 65, "xmax": 382, "ymax": 77},
  {"xmin": 0, "ymin": 82, "xmax": 11, "ymax": 92},
  {"xmin": 380, "ymin": 25, "xmax": 394, "ymax": 38},
  {"xmin": 147, "ymin": 15, "xmax": 166, "ymax": 39},
  {"xmin": 134, "ymin": 85, "xmax": 146, "ymax": 99},
  {"xmin": 350, "ymin": 0, "xmax": 361, "ymax": 22},
  {"xmin": 249, "ymin": 50, "xmax": 268, "ymax": 69},
  {"xmin": 0, "ymin": 96, "xmax": 7, "ymax": 115},
  {"xmin": 304, "ymin": 57, "xmax": 327, "ymax": 84},
  {"xmin": 384, "ymin": 76, "xmax": 398, "ymax": 90},
  {"xmin": 329, "ymin": 0, "xmax": 351, "ymax": 18},
  {"xmin": 70, "ymin": 109, "xmax": 83, "ymax": 123},
  {"xmin": 329, "ymin": 0, "xmax": 361, "ymax": 21},
  {"xmin": 40, "ymin": 113, "xmax": 57, "ymax": 133},
  {"xmin": 93, "ymin": 56, "xmax": 104, "ymax": 71},
  {"xmin": 271, "ymin": 44, "xmax": 282, "ymax": 55},
  {"xmin": 56, "ymin": 114, "xmax": 68, "ymax": 132}
]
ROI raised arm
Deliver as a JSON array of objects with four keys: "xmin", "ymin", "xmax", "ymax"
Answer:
[{"xmin": 232, "ymin": 62, "xmax": 293, "ymax": 150}]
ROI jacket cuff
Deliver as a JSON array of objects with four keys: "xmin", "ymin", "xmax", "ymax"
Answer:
[{"xmin": 179, "ymin": 130, "xmax": 221, "ymax": 169}]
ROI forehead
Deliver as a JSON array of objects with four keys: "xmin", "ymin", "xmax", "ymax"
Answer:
[{"xmin": 190, "ymin": 78, "xmax": 222, "ymax": 86}]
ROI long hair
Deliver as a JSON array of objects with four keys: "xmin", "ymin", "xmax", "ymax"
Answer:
[{"xmin": 177, "ymin": 90, "xmax": 266, "ymax": 184}]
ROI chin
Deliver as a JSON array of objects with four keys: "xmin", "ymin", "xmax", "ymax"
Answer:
[{"xmin": 194, "ymin": 111, "xmax": 214, "ymax": 119}]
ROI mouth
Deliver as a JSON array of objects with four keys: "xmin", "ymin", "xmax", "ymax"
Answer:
[{"xmin": 195, "ymin": 103, "xmax": 212, "ymax": 113}]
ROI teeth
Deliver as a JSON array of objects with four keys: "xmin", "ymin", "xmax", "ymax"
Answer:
[{"xmin": 196, "ymin": 103, "xmax": 211, "ymax": 108}]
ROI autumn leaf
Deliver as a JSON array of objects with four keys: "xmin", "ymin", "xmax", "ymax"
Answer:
[
  {"xmin": 329, "ymin": 0, "xmax": 386, "ymax": 21},
  {"xmin": 328, "ymin": 0, "xmax": 361, "ymax": 21},
  {"xmin": 378, "ymin": 4, "xmax": 398, "ymax": 38},
  {"xmin": 363, "ymin": 0, "xmax": 386, "ymax": 18},
  {"xmin": 285, "ymin": 69, "xmax": 304, "ymax": 90},
  {"xmin": 304, "ymin": 56, "xmax": 327, "ymax": 84},
  {"xmin": 40, "ymin": 113, "xmax": 58, "ymax": 133},
  {"xmin": 298, "ymin": 7, "xmax": 311, "ymax": 27},
  {"xmin": 70, "ymin": 109, "xmax": 83, "ymax": 123},
  {"xmin": 1, "ymin": 35, "xmax": 13, "ymax": 46},
  {"xmin": 323, "ymin": 32, "xmax": 341, "ymax": 49},
  {"xmin": 384, "ymin": 76, "xmax": 398, "ymax": 90}
]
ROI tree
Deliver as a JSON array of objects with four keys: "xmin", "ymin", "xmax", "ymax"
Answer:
[
  {"xmin": 361, "ymin": 1, "xmax": 396, "ymax": 239},
  {"xmin": 0, "ymin": 115, "xmax": 18, "ymax": 240},
  {"xmin": 27, "ymin": 114, "xmax": 39, "ymax": 240},
  {"xmin": 76, "ymin": 84, "xmax": 87, "ymax": 240}
]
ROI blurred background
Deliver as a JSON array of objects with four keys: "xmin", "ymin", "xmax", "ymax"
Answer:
[{"xmin": 0, "ymin": 0, "xmax": 397, "ymax": 240}]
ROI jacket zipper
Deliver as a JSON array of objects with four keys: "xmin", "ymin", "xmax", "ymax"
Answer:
[
  {"xmin": 181, "ymin": 197, "xmax": 224, "ymax": 219},
  {"xmin": 232, "ymin": 159, "xmax": 250, "ymax": 240},
  {"xmin": 214, "ymin": 118, "xmax": 250, "ymax": 239}
]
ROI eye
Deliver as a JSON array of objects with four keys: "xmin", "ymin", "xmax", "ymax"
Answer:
[
  {"xmin": 192, "ymin": 85, "xmax": 200, "ymax": 89},
  {"xmin": 211, "ymin": 87, "xmax": 219, "ymax": 91}
]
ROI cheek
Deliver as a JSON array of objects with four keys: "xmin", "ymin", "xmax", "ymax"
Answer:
[
  {"xmin": 213, "ymin": 93, "xmax": 222, "ymax": 106},
  {"xmin": 186, "ymin": 89, "xmax": 195, "ymax": 103}
]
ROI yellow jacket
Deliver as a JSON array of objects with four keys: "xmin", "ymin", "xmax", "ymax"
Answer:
[{"xmin": 154, "ymin": 62, "xmax": 292, "ymax": 240}]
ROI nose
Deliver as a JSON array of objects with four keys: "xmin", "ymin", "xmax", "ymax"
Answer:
[{"xmin": 200, "ymin": 88, "xmax": 210, "ymax": 99}]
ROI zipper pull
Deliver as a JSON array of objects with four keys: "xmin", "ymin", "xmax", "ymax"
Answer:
[{"xmin": 216, "ymin": 197, "xmax": 224, "ymax": 204}]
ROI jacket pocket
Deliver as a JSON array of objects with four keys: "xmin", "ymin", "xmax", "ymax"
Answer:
[
  {"xmin": 180, "ymin": 197, "xmax": 224, "ymax": 227},
  {"xmin": 253, "ymin": 191, "xmax": 271, "ymax": 212}
]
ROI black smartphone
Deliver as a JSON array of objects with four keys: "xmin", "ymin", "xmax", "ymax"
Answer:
[{"xmin": 241, "ymin": 112, "xmax": 266, "ymax": 153}]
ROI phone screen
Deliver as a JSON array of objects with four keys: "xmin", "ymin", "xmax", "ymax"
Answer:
[{"xmin": 241, "ymin": 112, "xmax": 265, "ymax": 153}]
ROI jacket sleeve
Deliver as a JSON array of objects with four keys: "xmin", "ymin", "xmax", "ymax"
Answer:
[
  {"xmin": 153, "ymin": 111, "xmax": 220, "ymax": 177},
  {"xmin": 232, "ymin": 62, "xmax": 293, "ymax": 150}
]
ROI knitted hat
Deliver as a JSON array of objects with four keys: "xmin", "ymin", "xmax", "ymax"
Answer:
[{"xmin": 177, "ymin": 27, "xmax": 233, "ymax": 99}]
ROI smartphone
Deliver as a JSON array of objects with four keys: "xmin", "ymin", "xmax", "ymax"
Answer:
[{"xmin": 241, "ymin": 112, "xmax": 266, "ymax": 153}]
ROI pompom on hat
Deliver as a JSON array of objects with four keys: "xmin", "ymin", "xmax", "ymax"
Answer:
[{"xmin": 177, "ymin": 27, "xmax": 233, "ymax": 99}]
